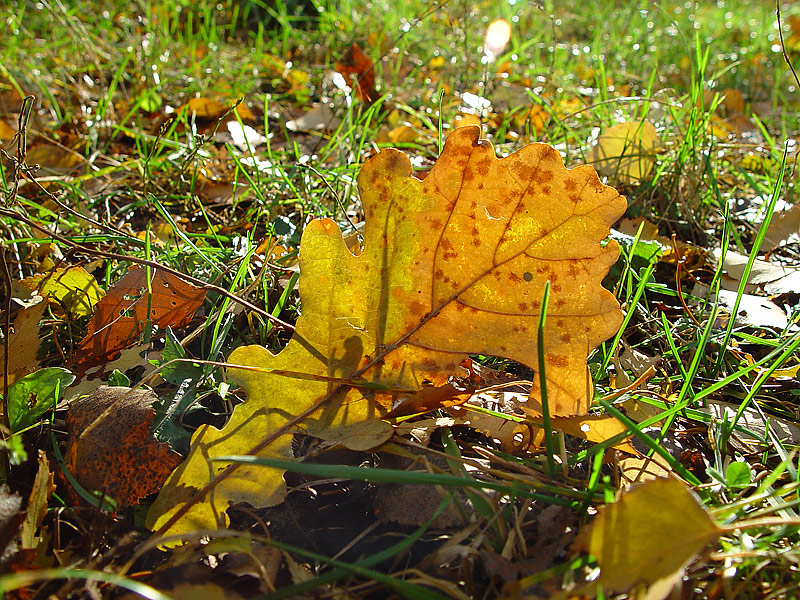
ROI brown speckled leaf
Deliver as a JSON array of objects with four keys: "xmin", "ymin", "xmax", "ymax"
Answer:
[{"xmin": 64, "ymin": 386, "xmax": 182, "ymax": 507}]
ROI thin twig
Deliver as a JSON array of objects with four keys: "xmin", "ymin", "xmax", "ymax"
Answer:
[{"xmin": 777, "ymin": 1, "xmax": 800, "ymax": 89}]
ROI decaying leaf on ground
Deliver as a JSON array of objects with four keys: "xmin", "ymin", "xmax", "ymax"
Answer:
[
  {"xmin": 70, "ymin": 266, "xmax": 206, "ymax": 373},
  {"xmin": 147, "ymin": 125, "xmax": 626, "ymax": 539},
  {"xmin": 573, "ymin": 477, "xmax": 721, "ymax": 599},
  {"xmin": 64, "ymin": 386, "xmax": 182, "ymax": 507}
]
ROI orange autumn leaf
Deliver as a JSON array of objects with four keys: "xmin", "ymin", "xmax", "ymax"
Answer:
[
  {"xmin": 335, "ymin": 43, "xmax": 377, "ymax": 103},
  {"xmin": 147, "ymin": 126, "xmax": 625, "ymax": 538},
  {"xmin": 64, "ymin": 386, "xmax": 182, "ymax": 507},
  {"xmin": 181, "ymin": 97, "xmax": 254, "ymax": 122},
  {"xmin": 71, "ymin": 266, "xmax": 206, "ymax": 372}
]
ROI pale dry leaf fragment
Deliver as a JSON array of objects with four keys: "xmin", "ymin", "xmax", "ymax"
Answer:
[
  {"xmin": 763, "ymin": 204, "xmax": 800, "ymax": 251},
  {"xmin": 148, "ymin": 126, "xmax": 625, "ymax": 540},
  {"xmin": 589, "ymin": 120, "xmax": 659, "ymax": 183},
  {"xmin": 20, "ymin": 451, "xmax": 54, "ymax": 550},
  {"xmin": 575, "ymin": 477, "xmax": 721, "ymax": 598},
  {"xmin": 1, "ymin": 296, "xmax": 46, "ymax": 389},
  {"xmin": 698, "ymin": 400, "xmax": 800, "ymax": 448},
  {"xmin": 285, "ymin": 104, "xmax": 340, "ymax": 131},
  {"xmin": 710, "ymin": 248, "xmax": 800, "ymax": 294},
  {"xmin": 619, "ymin": 452, "xmax": 673, "ymax": 485}
]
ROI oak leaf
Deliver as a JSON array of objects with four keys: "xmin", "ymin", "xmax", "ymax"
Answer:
[
  {"xmin": 64, "ymin": 386, "xmax": 182, "ymax": 507},
  {"xmin": 71, "ymin": 266, "xmax": 206, "ymax": 372},
  {"xmin": 147, "ymin": 126, "xmax": 625, "ymax": 538}
]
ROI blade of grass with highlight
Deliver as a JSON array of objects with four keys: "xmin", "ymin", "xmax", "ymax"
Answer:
[
  {"xmin": 537, "ymin": 281, "xmax": 556, "ymax": 477},
  {"xmin": 213, "ymin": 455, "xmax": 583, "ymax": 507},
  {"xmin": 0, "ymin": 568, "xmax": 171, "ymax": 600}
]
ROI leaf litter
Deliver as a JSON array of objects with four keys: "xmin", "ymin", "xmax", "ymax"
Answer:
[{"xmin": 4, "ymin": 3, "xmax": 800, "ymax": 598}]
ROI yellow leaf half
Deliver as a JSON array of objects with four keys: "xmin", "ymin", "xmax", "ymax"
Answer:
[
  {"xmin": 578, "ymin": 477, "xmax": 721, "ymax": 595},
  {"xmin": 589, "ymin": 120, "xmax": 659, "ymax": 183},
  {"xmin": 147, "ymin": 126, "xmax": 625, "ymax": 540}
]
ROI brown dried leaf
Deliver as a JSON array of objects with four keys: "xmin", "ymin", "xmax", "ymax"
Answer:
[
  {"xmin": 71, "ymin": 266, "xmax": 206, "ymax": 372},
  {"xmin": 64, "ymin": 386, "xmax": 182, "ymax": 507},
  {"xmin": 335, "ymin": 43, "xmax": 377, "ymax": 103},
  {"xmin": 1, "ymin": 297, "xmax": 45, "ymax": 389}
]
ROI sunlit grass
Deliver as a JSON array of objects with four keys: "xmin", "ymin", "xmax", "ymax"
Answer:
[{"xmin": 3, "ymin": 0, "xmax": 800, "ymax": 598}]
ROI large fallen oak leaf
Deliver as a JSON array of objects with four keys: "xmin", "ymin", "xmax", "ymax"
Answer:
[{"xmin": 147, "ymin": 126, "xmax": 625, "ymax": 538}]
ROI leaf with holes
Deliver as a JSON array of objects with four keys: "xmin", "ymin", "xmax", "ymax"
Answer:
[
  {"xmin": 71, "ymin": 266, "xmax": 206, "ymax": 373},
  {"xmin": 147, "ymin": 126, "xmax": 625, "ymax": 539}
]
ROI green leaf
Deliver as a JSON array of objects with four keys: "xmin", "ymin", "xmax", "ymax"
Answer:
[
  {"xmin": 151, "ymin": 328, "xmax": 202, "ymax": 454},
  {"xmin": 156, "ymin": 327, "xmax": 202, "ymax": 386},
  {"xmin": 107, "ymin": 369, "xmax": 131, "ymax": 387},
  {"xmin": 725, "ymin": 461, "xmax": 752, "ymax": 488},
  {"xmin": 7, "ymin": 368, "xmax": 75, "ymax": 432}
]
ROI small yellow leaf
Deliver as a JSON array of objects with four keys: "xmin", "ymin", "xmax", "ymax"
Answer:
[
  {"xmin": 589, "ymin": 120, "xmax": 659, "ymax": 183},
  {"xmin": 577, "ymin": 477, "xmax": 721, "ymax": 596},
  {"xmin": 429, "ymin": 56, "xmax": 446, "ymax": 69},
  {"xmin": 22, "ymin": 266, "xmax": 104, "ymax": 319}
]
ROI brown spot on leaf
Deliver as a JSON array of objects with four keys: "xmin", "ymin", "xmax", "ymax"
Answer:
[
  {"xmin": 546, "ymin": 354, "xmax": 568, "ymax": 368},
  {"xmin": 409, "ymin": 300, "xmax": 426, "ymax": 316}
]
